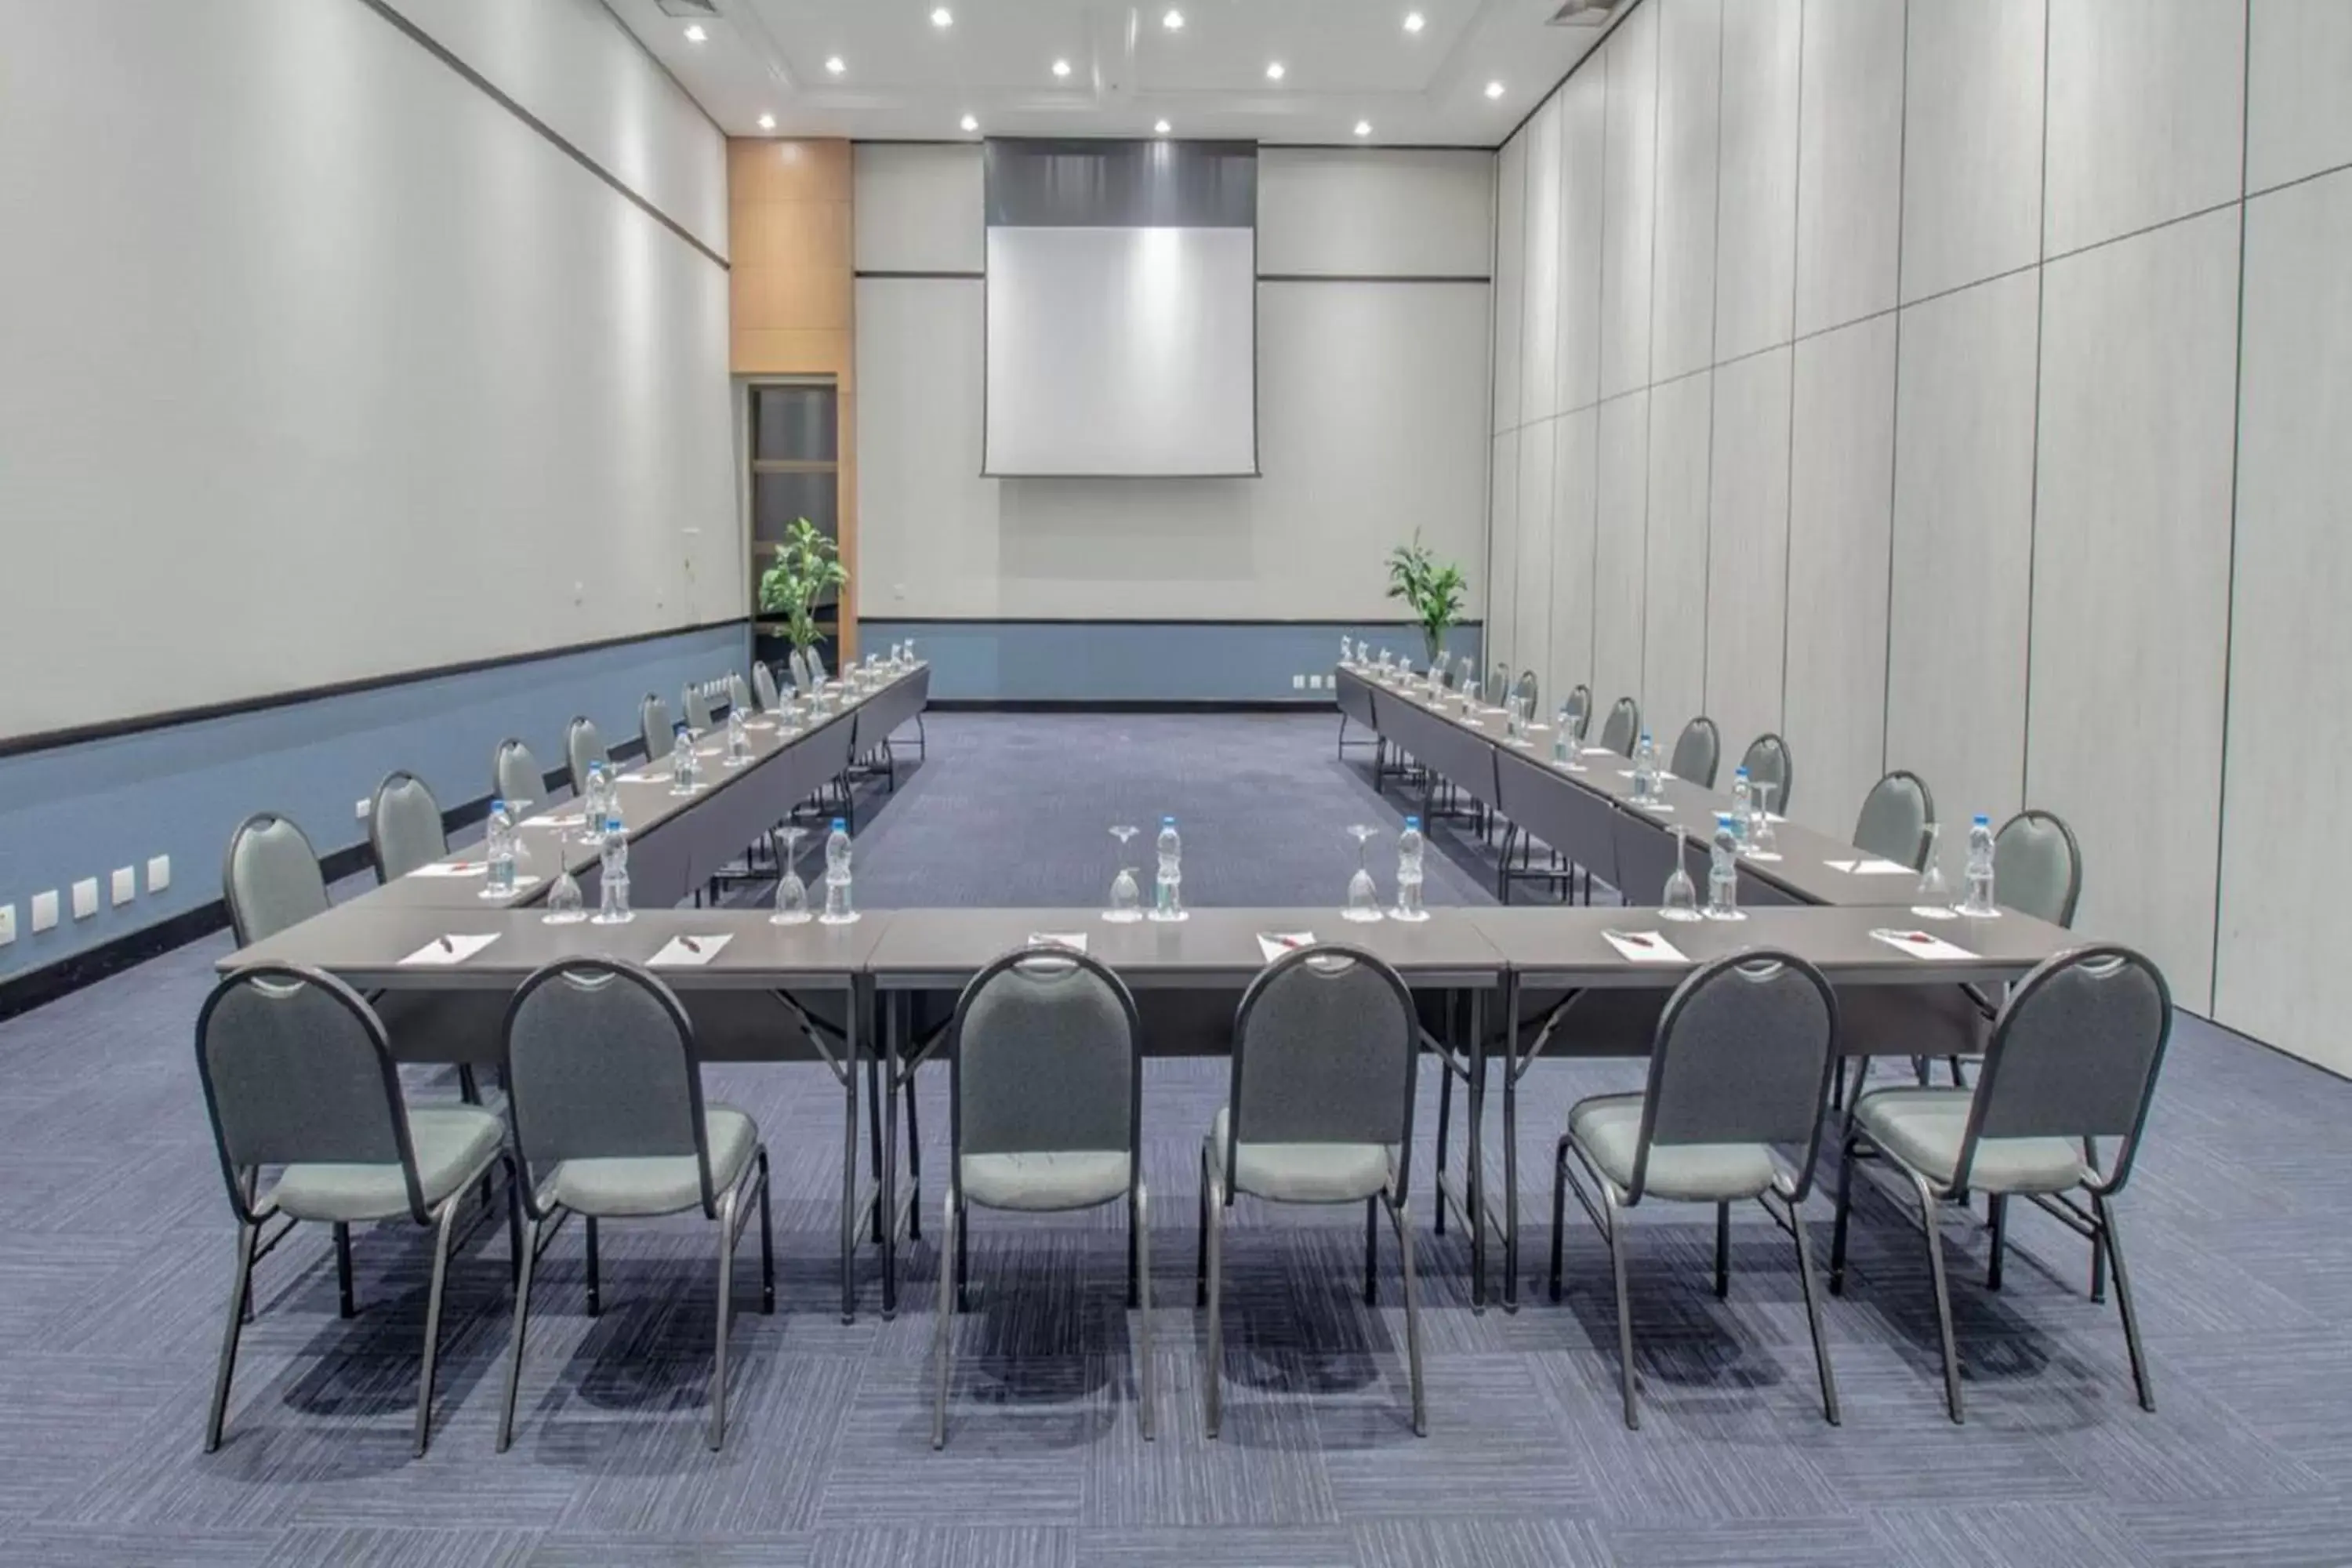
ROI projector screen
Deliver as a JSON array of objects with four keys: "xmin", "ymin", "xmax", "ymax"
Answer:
[{"xmin": 982, "ymin": 140, "xmax": 1258, "ymax": 477}]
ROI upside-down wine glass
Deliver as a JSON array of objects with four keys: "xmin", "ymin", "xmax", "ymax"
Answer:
[
  {"xmin": 1661, "ymin": 826, "xmax": 1702, "ymax": 920},
  {"xmin": 1344, "ymin": 824, "xmax": 1382, "ymax": 921},
  {"xmin": 1105, "ymin": 825, "xmax": 1142, "ymax": 922},
  {"xmin": 770, "ymin": 826, "xmax": 811, "ymax": 924}
]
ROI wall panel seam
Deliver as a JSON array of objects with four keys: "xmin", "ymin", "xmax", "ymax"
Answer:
[{"xmin": 2209, "ymin": 0, "xmax": 2255, "ymax": 1011}]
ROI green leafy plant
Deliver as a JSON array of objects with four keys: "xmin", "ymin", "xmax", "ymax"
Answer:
[
  {"xmin": 757, "ymin": 518, "xmax": 850, "ymax": 654},
  {"xmin": 1385, "ymin": 533, "xmax": 1467, "ymax": 664}
]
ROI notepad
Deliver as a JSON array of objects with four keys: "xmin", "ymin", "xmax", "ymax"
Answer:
[
  {"xmin": 1869, "ymin": 928, "xmax": 1977, "ymax": 961},
  {"xmin": 1602, "ymin": 929, "xmax": 1687, "ymax": 964},
  {"xmin": 649, "ymin": 933, "xmax": 733, "ymax": 968},
  {"xmin": 399, "ymin": 933, "xmax": 501, "ymax": 967},
  {"xmin": 1258, "ymin": 931, "xmax": 1316, "ymax": 964},
  {"xmin": 408, "ymin": 861, "xmax": 484, "ymax": 878},
  {"xmin": 1741, "ymin": 850, "xmax": 1784, "ymax": 862},
  {"xmin": 1826, "ymin": 858, "xmax": 1915, "ymax": 876},
  {"xmin": 1581, "ymin": 746, "xmax": 1617, "ymax": 756},
  {"xmin": 1027, "ymin": 931, "xmax": 1088, "ymax": 955},
  {"xmin": 535, "ymin": 813, "xmax": 587, "ymax": 829},
  {"xmin": 1614, "ymin": 770, "xmax": 1678, "ymax": 782},
  {"xmin": 624, "ymin": 768, "xmax": 666, "ymax": 784}
]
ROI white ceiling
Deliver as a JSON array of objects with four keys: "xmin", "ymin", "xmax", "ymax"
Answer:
[{"xmin": 608, "ymin": 0, "xmax": 1615, "ymax": 147}]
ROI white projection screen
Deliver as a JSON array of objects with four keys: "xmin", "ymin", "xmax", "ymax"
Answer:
[{"xmin": 982, "ymin": 140, "xmax": 1258, "ymax": 477}]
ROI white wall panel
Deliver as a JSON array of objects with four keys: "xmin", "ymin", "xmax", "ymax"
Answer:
[
  {"xmin": 1702, "ymin": 349, "xmax": 1792, "ymax": 762},
  {"xmin": 1713, "ymin": 0, "xmax": 1802, "ymax": 363},
  {"xmin": 1783, "ymin": 316, "xmax": 1896, "ymax": 837},
  {"xmin": 1494, "ymin": 132, "xmax": 1528, "ymax": 432},
  {"xmin": 2217, "ymin": 169, "xmax": 2352, "ymax": 1068},
  {"xmin": 1592, "ymin": 393, "xmax": 1652, "ymax": 710},
  {"xmin": 1650, "ymin": 0, "xmax": 1722, "ymax": 384},
  {"xmin": 1795, "ymin": 0, "xmax": 1904, "ymax": 337},
  {"xmin": 854, "ymin": 143, "xmax": 984, "ymax": 274},
  {"xmin": 2045, "ymin": 0, "xmax": 2245, "ymax": 256},
  {"xmin": 1901, "ymin": 0, "xmax": 2045, "ymax": 303},
  {"xmin": 1486, "ymin": 431, "xmax": 1521, "ymax": 668},
  {"xmin": 855, "ymin": 278, "xmax": 1000, "ymax": 615},
  {"xmin": 2248, "ymin": 0, "xmax": 2352, "ymax": 194},
  {"xmin": 2029, "ymin": 209, "xmax": 2239, "ymax": 1007},
  {"xmin": 1886, "ymin": 270, "xmax": 2040, "ymax": 838},
  {"xmin": 1548, "ymin": 407, "xmax": 1601, "ymax": 704},
  {"xmin": 1555, "ymin": 67, "xmax": 1609, "ymax": 414},
  {"xmin": 1642, "ymin": 374, "xmax": 1713, "ymax": 739},
  {"xmin": 1599, "ymin": 5, "xmax": 1659, "ymax": 400},
  {"xmin": 1257, "ymin": 149, "xmax": 1496, "ymax": 278},
  {"xmin": 1514, "ymin": 420, "xmax": 1559, "ymax": 685},
  {"xmin": 1521, "ymin": 102, "xmax": 1566, "ymax": 423}
]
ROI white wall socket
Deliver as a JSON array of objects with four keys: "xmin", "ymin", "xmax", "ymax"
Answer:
[
  {"xmin": 1291, "ymin": 673, "xmax": 1305, "ymax": 690},
  {"xmin": 31, "ymin": 891, "xmax": 58, "ymax": 932},
  {"xmin": 355, "ymin": 797, "xmax": 371, "ymax": 821},
  {"xmin": 147, "ymin": 855, "xmax": 171, "ymax": 893},
  {"xmin": 0, "ymin": 905, "xmax": 15, "ymax": 946},
  {"xmin": 111, "ymin": 867, "xmax": 136, "ymax": 906},
  {"xmin": 71, "ymin": 878, "xmax": 99, "ymax": 920}
]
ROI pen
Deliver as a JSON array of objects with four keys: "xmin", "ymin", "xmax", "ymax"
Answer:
[
  {"xmin": 439, "ymin": 936, "xmax": 456, "ymax": 953},
  {"xmin": 681, "ymin": 936, "xmax": 702, "ymax": 954}
]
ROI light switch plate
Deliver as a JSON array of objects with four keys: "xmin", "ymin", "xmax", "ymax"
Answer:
[
  {"xmin": 32, "ymin": 890, "xmax": 60, "ymax": 932},
  {"xmin": 147, "ymin": 855, "xmax": 171, "ymax": 893},
  {"xmin": 0, "ymin": 905, "xmax": 15, "ymax": 946},
  {"xmin": 71, "ymin": 878, "xmax": 99, "ymax": 920},
  {"xmin": 111, "ymin": 867, "xmax": 136, "ymax": 906}
]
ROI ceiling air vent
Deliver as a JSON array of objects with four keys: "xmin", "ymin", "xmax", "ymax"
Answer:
[
  {"xmin": 655, "ymin": 0, "xmax": 720, "ymax": 17},
  {"xmin": 1548, "ymin": 0, "xmax": 1616, "ymax": 24}
]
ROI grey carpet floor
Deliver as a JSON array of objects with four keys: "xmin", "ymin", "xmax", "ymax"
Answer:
[{"xmin": 0, "ymin": 712, "xmax": 2346, "ymax": 1566}]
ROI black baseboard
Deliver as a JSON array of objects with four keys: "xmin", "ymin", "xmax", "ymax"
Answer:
[{"xmin": 930, "ymin": 699, "xmax": 1341, "ymax": 714}]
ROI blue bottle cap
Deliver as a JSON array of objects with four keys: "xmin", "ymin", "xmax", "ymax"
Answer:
[
  {"xmin": 831, "ymin": 817, "xmax": 847, "ymax": 829},
  {"xmin": 1163, "ymin": 815, "xmax": 1175, "ymax": 824},
  {"xmin": 1735, "ymin": 766, "xmax": 1749, "ymax": 778},
  {"xmin": 491, "ymin": 798, "xmax": 505, "ymax": 811},
  {"xmin": 1405, "ymin": 815, "xmax": 1421, "ymax": 828},
  {"xmin": 1974, "ymin": 813, "xmax": 1990, "ymax": 825}
]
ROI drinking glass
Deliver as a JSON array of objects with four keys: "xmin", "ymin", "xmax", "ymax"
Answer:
[
  {"xmin": 1344, "ymin": 825, "xmax": 1382, "ymax": 922},
  {"xmin": 770, "ymin": 826, "xmax": 811, "ymax": 924},
  {"xmin": 1661, "ymin": 827, "xmax": 1702, "ymax": 920},
  {"xmin": 1915, "ymin": 822, "xmax": 1952, "ymax": 906},
  {"xmin": 1749, "ymin": 782, "xmax": 1779, "ymax": 855},
  {"xmin": 543, "ymin": 816, "xmax": 585, "ymax": 924},
  {"xmin": 1105, "ymin": 825, "xmax": 1142, "ymax": 922}
]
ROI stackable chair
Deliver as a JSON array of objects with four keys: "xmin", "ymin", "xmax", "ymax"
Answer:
[
  {"xmin": 222, "ymin": 812, "xmax": 330, "ymax": 946},
  {"xmin": 1597, "ymin": 696, "xmax": 1641, "ymax": 758},
  {"xmin": 368, "ymin": 771, "xmax": 447, "ymax": 883},
  {"xmin": 495, "ymin": 739, "xmax": 546, "ymax": 808},
  {"xmin": 566, "ymin": 716, "xmax": 607, "ymax": 799},
  {"xmin": 1853, "ymin": 770, "xmax": 1936, "ymax": 870},
  {"xmin": 640, "ymin": 694, "xmax": 675, "ymax": 761},
  {"xmin": 1668, "ymin": 717, "xmax": 1721, "ymax": 789},
  {"xmin": 1739, "ymin": 733, "xmax": 1793, "ymax": 815}
]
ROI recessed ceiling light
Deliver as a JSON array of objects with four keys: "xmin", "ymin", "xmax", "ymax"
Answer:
[
  {"xmin": 1265, "ymin": 60, "xmax": 1287, "ymax": 81},
  {"xmin": 1163, "ymin": 9, "xmax": 1185, "ymax": 29},
  {"xmin": 1404, "ymin": 11, "xmax": 1426, "ymax": 32},
  {"xmin": 1354, "ymin": 119, "xmax": 1373, "ymax": 137},
  {"xmin": 960, "ymin": 113, "xmax": 978, "ymax": 132},
  {"xmin": 757, "ymin": 113, "xmax": 776, "ymax": 131},
  {"xmin": 1051, "ymin": 58, "xmax": 1072, "ymax": 78},
  {"xmin": 1485, "ymin": 79, "xmax": 1505, "ymax": 99},
  {"xmin": 1155, "ymin": 118, "xmax": 1172, "ymax": 135},
  {"xmin": 825, "ymin": 56, "xmax": 845, "ymax": 75},
  {"xmin": 931, "ymin": 7, "xmax": 953, "ymax": 28},
  {"xmin": 683, "ymin": 23, "xmax": 706, "ymax": 42}
]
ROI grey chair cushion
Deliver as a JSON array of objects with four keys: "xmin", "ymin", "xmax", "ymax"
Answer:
[
  {"xmin": 267, "ymin": 1105, "xmax": 503, "ymax": 1223},
  {"xmin": 1207, "ymin": 1106, "xmax": 1394, "ymax": 1204},
  {"xmin": 1853, "ymin": 1087, "xmax": 2086, "ymax": 1194},
  {"xmin": 960, "ymin": 1150, "xmax": 1132, "ymax": 1211},
  {"xmin": 542, "ymin": 1104, "xmax": 757, "ymax": 1218},
  {"xmin": 1567, "ymin": 1094, "xmax": 1779, "ymax": 1203}
]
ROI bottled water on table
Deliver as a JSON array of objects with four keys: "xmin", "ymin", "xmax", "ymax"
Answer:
[
  {"xmin": 670, "ymin": 726, "xmax": 695, "ymax": 793},
  {"xmin": 1729, "ymin": 768, "xmax": 1752, "ymax": 844},
  {"xmin": 1552, "ymin": 720, "xmax": 1572, "ymax": 765},
  {"xmin": 583, "ymin": 762, "xmax": 609, "ymax": 842},
  {"xmin": 1392, "ymin": 815, "xmax": 1428, "ymax": 922},
  {"xmin": 1705, "ymin": 813, "xmax": 1743, "ymax": 919},
  {"xmin": 821, "ymin": 817, "xmax": 857, "ymax": 924},
  {"xmin": 1632, "ymin": 730, "xmax": 1659, "ymax": 802},
  {"xmin": 484, "ymin": 800, "xmax": 516, "ymax": 898},
  {"xmin": 726, "ymin": 708, "xmax": 750, "ymax": 767},
  {"xmin": 1959, "ymin": 814, "xmax": 1998, "ymax": 916},
  {"xmin": 593, "ymin": 816, "xmax": 632, "ymax": 924},
  {"xmin": 1152, "ymin": 817, "xmax": 1185, "ymax": 921}
]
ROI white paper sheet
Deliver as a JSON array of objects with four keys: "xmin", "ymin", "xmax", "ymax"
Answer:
[
  {"xmin": 1027, "ymin": 932, "xmax": 1088, "ymax": 955},
  {"xmin": 399, "ymin": 933, "xmax": 502, "ymax": 967},
  {"xmin": 1602, "ymin": 929, "xmax": 1688, "ymax": 964},
  {"xmin": 1258, "ymin": 931, "xmax": 1316, "ymax": 964},
  {"xmin": 1868, "ymin": 928, "xmax": 1979, "ymax": 961},
  {"xmin": 409, "ymin": 861, "xmax": 485, "ymax": 879},
  {"xmin": 649, "ymin": 933, "xmax": 734, "ymax": 968},
  {"xmin": 1826, "ymin": 858, "xmax": 1915, "ymax": 876}
]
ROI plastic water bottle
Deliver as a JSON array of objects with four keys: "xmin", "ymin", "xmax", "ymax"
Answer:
[
  {"xmin": 1394, "ymin": 815, "xmax": 1428, "ymax": 921},
  {"xmin": 583, "ymin": 762, "xmax": 609, "ymax": 842},
  {"xmin": 726, "ymin": 706, "xmax": 750, "ymax": 767},
  {"xmin": 1729, "ymin": 767, "xmax": 1752, "ymax": 845},
  {"xmin": 1961, "ymin": 813, "xmax": 1998, "ymax": 916},
  {"xmin": 594, "ymin": 815, "xmax": 632, "ymax": 923},
  {"xmin": 1552, "ymin": 718, "xmax": 1571, "ymax": 765},
  {"xmin": 1632, "ymin": 730, "xmax": 1658, "ymax": 802},
  {"xmin": 1706, "ymin": 812, "xmax": 1741, "ymax": 919},
  {"xmin": 483, "ymin": 800, "xmax": 516, "ymax": 897},
  {"xmin": 670, "ymin": 725, "xmax": 694, "ymax": 793},
  {"xmin": 1152, "ymin": 817, "xmax": 1184, "ymax": 920},
  {"xmin": 822, "ymin": 817, "xmax": 855, "ymax": 924}
]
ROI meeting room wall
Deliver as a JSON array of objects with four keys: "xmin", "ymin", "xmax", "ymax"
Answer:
[
  {"xmin": 853, "ymin": 144, "xmax": 1495, "ymax": 702},
  {"xmin": 1483, "ymin": 0, "xmax": 2352, "ymax": 1068},
  {"xmin": 0, "ymin": 0, "xmax": 742, "ymax": 989}
]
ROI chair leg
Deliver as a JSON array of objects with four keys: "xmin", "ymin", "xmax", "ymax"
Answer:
[
  {"xmin": 414, "ymin": 1192, "xmax": 462, "ymax": 1457},
  {"xmin": 2085, "ymin": 1137, "xmax": 2109, "ymax": 1303},
  {"xmin": 932, "ymin": 1192, "xmax": 958, "ymax": 1449},
  {"xmin": 1133, "ymin": 1184, "xmax": 1156, "ymax": 1442},
  {"xmin": 1363, "ymin": 1196, "xmax": 1378, "ymax": 1307},
  {"xmin": 1910, "ymin": 1172, "xmax": 1965, "ymax": 1423},
  {"xmin": 954, "ymin": 1196, "xmax": 971, "ymax": 1313},
  {"xmin": 503, "ymin": 1155, "xmax": 526, "ymax": 1289},
  {"xmin": 1714, "ymin": 1202, "xmax": 1731, "ymax": 1299},
  {"xmin": 1548, "ymin": 1138, "xmax": 1570, "ymax": 1302},
  {"xmin": 905, "ymin": 1083, "xmax": 922, "ymax": 1244},
  {"xmin": 1986, "ymin": 1194, "xmax": 2007, "ymax": 1291},
  {"xmin": 710, "ymin": 1189, "xmax": 739, "ymax": 1452},
  {"xmin": 499, "ymin": 1213, "xmax": 546, "ymax": 1453},
  {"xmin": 1203, "ymin": 1177, "xmax": 1226, "ymax": 1439},
  {"xmin": 585, "ymin": 1216, "xmax": 601, "ymax": 1316},
  {"xmin": 335, "ymin": 1222, "xmax": 356, "ymax": 1318},
  {"xmin": 757, "ymin": 1149, "xmax": 776, "ymax": 1313},
  {"xmin": 203, "ymin": 1220, "xmax": 260, "ymax": 1452},
  {"xmin": 1195, "ymin": 1145, "xmax": 1210, "ymax": 1308},
  {"xmin": 1788, "ymin": 1200, "xmax": 1841, "ymax": 1425},
  {"xmin": 458, "ymin": 1065, "xmax": 481, "ymax": 1105},
  {"xmin": 2094, "ymin": 1194, "xmax": 2154, "ymax": 1412},
  {"xmin": 1602, "ymin": 1186, "xmax": 1639, "ymax": 1430},
  {"xmin": 1433, "ymin": 1066, "xmax": 1453, "ymax": 1236},
  {"xmin": 1391, "ymin": 1196, "xmax": 1428, "ymax": 1437},
  {"xmin": 1828, "ymin": 1134, "xmax": 1858, "ymax": 1294}
]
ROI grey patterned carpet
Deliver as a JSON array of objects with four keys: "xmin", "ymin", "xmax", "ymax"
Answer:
[{"xmin": 1, "ymin": 712, "xmax": 2345, "ymax": 1566}]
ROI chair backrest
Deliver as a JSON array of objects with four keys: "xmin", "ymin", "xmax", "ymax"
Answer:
[
  {"xmin": 788, "ymin": 649, "xmax": 812, "ymax": 692},
  {"xmin": 682, "ymin": 682, "xmax": 715, "ymax": 731},
  {"xmin": 221, "ymin": 812, "xmax": 330, "ymax": 946},
  {"xmin": 1563, "ymin": 683, "xmax": 1592, "ymax": 739},
  {"xmin": 1435, "ymin": 659, "xmax": 1456, "ymax": 690},
  {"xmin": 640, "ymin": 694, "xmax": 673, "ymax": 760},
  {"xmin": 1223, "ymin": 946, "xmax": 1418, "ymax": 1186},
  {"xmin": 1635, "ymin": 952, "xmax": 1839, "ymax": 1202},
  {"xmin": 1670, "ymin": 717, "xmax": 1721, "ymax": 789},
  {"xmin": 196, "ymin": 964, "xmax": 426, "ymax": 1223},
  {"xmin": 495, "ymin": 739, "xmax": 544, "ymax": 807},
  {"xmin": 1598, "ymin": 696, "xmax": 1640, "ymax": 757},
  {"xmin": 1960, "ymin": 946, "xmax": 2172, "ymax": 1193},
  {"xmin": 1487, "ymin": 663, "xmax": 1509, "ymax": 703},
  {"xmin": 950, "ymin": 949, "xmax": 1141, "ymax": 1168},
  {"xmin": 1740, "ymin": 732, "xmax": 1793, "ymax": 813},
  {"xmin": 752, "ymin": 662, "xmax": 780, "ymax": 711},
  {"xmin": 1514, "ymin": 669, "xmax": 1540, "ymax": 712},
  {"xmin": 566, "ymin": 717, "xmax": 606, "ymax": 799},
  {"xmin": 1995, "ymin": 809, "xmax": 2083, "ymax": 927},
  {"xmin": 1853, "ymin": 770, "xmax": 1936, "ymax": 869},
  {"xmin": 501, "ymin": 960, "xmax": 718, "ymax": 1217},
  {"xmin": 808, "ymin": 646, "xmax": 830, "ymax": 682},
  {"xmin": 368, "ymin": 771, "xmax": 446, "ymax": 884},
  {"xmin": 728, "ymin": 673, "xmax": 753, "ymax": 716}
]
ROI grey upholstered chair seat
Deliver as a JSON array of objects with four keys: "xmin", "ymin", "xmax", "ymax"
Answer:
[
  {"xmin": 538, "ymin": 1105, "xmax": 758, "ymax": 1217},
  {"xmin": 1566, "ymin": 1095, "xmax": 1779, "ymax": 1202},
  {"xmin": 960, "ymin": 1149, "xmax": 1132, "ymax": 1210},
  {"xmin": 1207, "ymin": 1106, "xmax": 1395, "ymax": 1203},
  {"xmin": 265, "ymin": 1105, "xmax": 504, "ymax": 1223},
  {"xmin": 1851, "ymin": 1088, "xmax": 2085, "ymax": 1193}
]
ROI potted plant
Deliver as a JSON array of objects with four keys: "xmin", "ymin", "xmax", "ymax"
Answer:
[
  {"xmin": 1385, "ymin": 533, "xmax": 1467, "ymax": 666},
  {"xmin": 758, "ymin": 518, "xmax": 850, "ymax": 661}
]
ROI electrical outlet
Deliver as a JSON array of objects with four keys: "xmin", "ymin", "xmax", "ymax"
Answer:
[
  {"xmin": 111, "ymin": 866, "xmax": 135, "ymax": 906},
  {"xmin": 1291, "ymin": 673, "xmax": 1305, "ymax": 690},
  {"xmin": 356, "ymin": 797, "xmax": 371, "ymax": 821},
  {"xmin": 0, "ymin": 905, "xmax": 14, "ymax": 946},
  {"xmin": 31, "ymin": 891, "xmax": 57, "ymax": 932},
  {"xmin": 147, "ymin": 855, "xmax": 171, "ymax": 893},
  {"xmin": 71, "ymin": 878, "xmax": 99, "ymax": 920}
]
